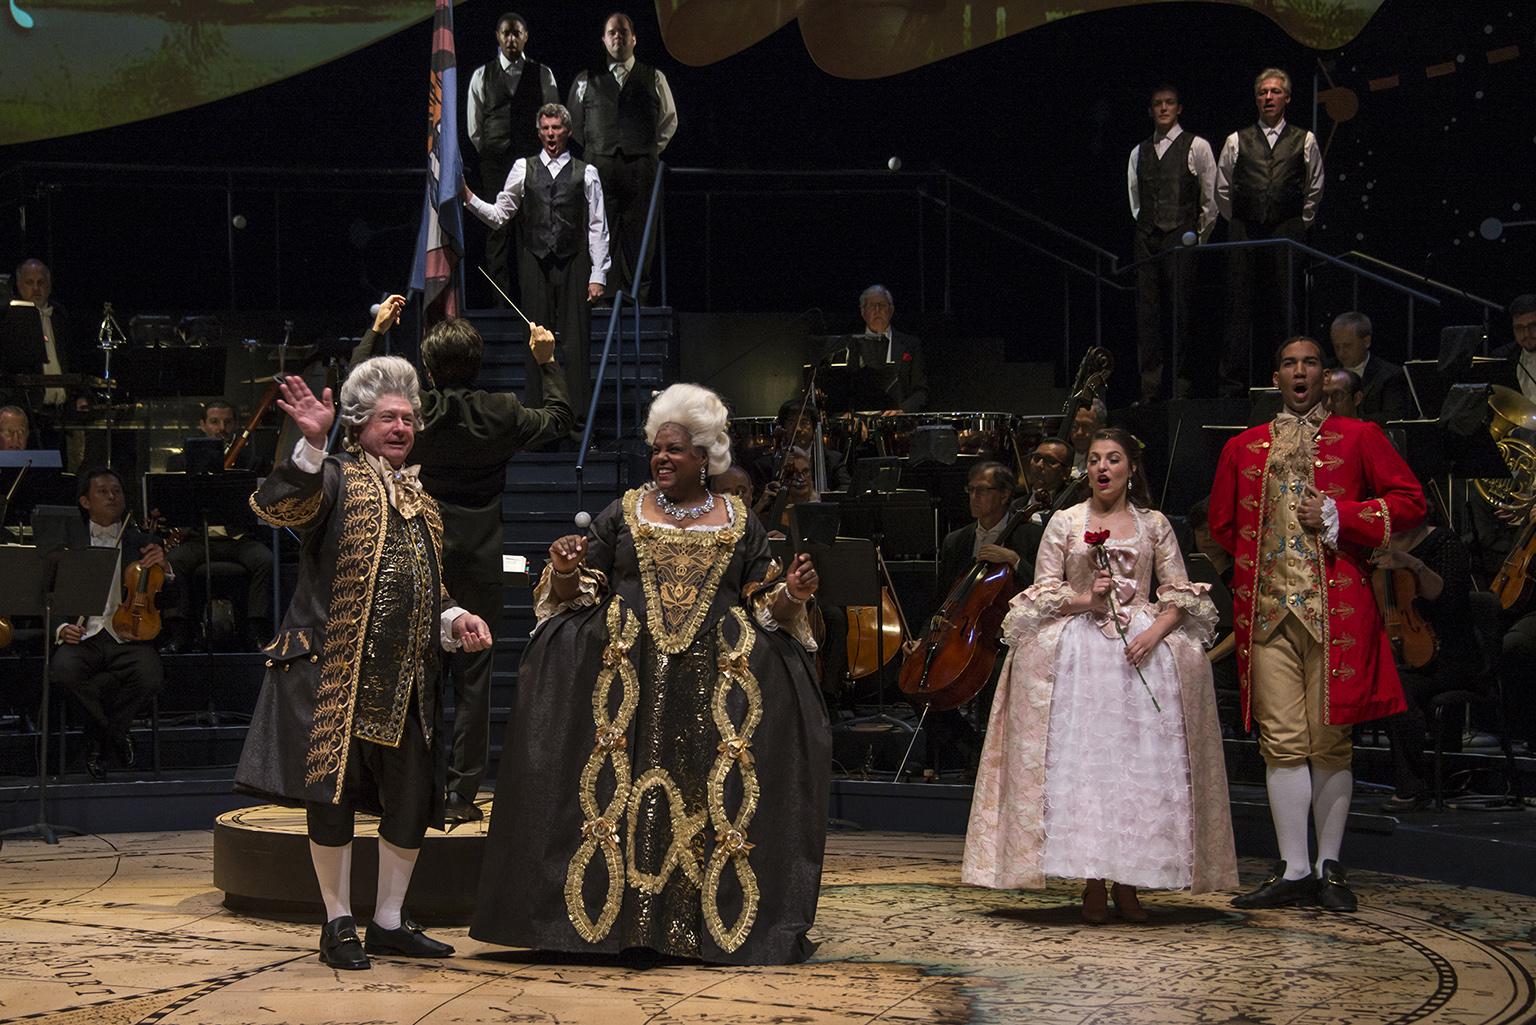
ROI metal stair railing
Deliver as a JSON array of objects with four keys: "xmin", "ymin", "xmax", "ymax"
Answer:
[{"xmin": 575, "ymin": 161, "xmax": 667, "ymax": 513}]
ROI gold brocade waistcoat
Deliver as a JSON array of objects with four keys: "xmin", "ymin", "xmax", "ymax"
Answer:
[{"xmin": 1254, "ymin": 410, "xmax": 1327, "ymax": 641}]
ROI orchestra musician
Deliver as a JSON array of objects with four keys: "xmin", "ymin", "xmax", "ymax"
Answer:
[
  {"xmin": 0, "ymin": 405, "xmax": 28, "ymax": 451},
  {"xmin": 752, "ymin": 399, "xmax": 851, "ymax": 498},
  {"xmin": 753, "ymin": 445, "xmax": 816, "ymax": 533},
  {"xmin": 1328, "ymin": 312, "xmax": 1415, "ymax": 425},
  {"xmin": 162, "ymin": 400, "xmax": 274, "ymax": 653},
  {"xmin": 824, "ymin": 285, "xmax": 928, "ymax": 415},
  {"xmin": 926, "ymin": 461, "xmax": 1043, "ymax": 776},
  {"xmin": 50, "ymin": 467, "xmax": 173, "ymax": 780},
  {"xmin": 0, "ymin": 259, "xmax": 92, "ymax": 413},
  {"xmin": 710, "ymin": 463, "xmax": 755, "ymax": 506},
  {"xmin": 1015, "ymin": 436, "xmax": 1077, "ymax": 527},
  {"xmin": 1374, "ymin": 518, "xmax": 1478, "ymax": 811}
]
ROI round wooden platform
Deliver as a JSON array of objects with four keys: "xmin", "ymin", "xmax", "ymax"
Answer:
[{"xmin": 212, "ymin": 797, "xmax": 491, "ymax": 924}]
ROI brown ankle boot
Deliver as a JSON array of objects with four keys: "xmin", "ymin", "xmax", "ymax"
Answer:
[
  {"xmin": 1081, "ymin": 880, "xmax": 1109, "ymax": 924},
  {"xmin": 1111, "ymin": 882, "xmax": 1148, "ymax": 922}
]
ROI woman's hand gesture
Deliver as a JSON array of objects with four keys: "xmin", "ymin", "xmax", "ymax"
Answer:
[
  {"xmin": 275, "ymin": 375, "xmax": 334, "ymax": 450},
  {"xmin": 786, "ymin": 553, "xmax": 819, "ymax": 601},
  {"xmin": 549, "ymin": 534, "xmax": 587, "ymax": 574}
]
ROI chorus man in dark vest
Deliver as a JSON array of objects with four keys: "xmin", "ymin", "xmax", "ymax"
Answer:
[
  {"xmin": 466, "ymin": 11, "xmax": 559, "ymax": 305},
  {"xmin": 567, "ymin": 12, "xmax": 677, "ymax": 303},
  {"xmin": 1127, "ymin": 84, "xmax": 1216, "ymax": 403},
  {"xmin": 464, "ymin": 103, "xmax": 611, "ymax": 420},
  {"xmin": 1216, "ymin": 68, "xmax": 1324, "ymax": 397}
]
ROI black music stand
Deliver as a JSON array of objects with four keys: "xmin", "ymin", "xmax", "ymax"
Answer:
[
  {"xmin": 0, "ymin": 544, "xmax": 120, "ymax": 844},
  {"xmin": 145, "ymin": 472, "xmax": 259, "ymax": 713}
]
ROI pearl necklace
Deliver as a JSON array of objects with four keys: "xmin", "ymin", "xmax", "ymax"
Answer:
[{"xmin": 655, "ymin": 486, "xmax": 715, "ymax": 521}]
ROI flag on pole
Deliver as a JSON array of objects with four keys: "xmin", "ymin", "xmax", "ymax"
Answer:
[{"xmin": 409, "ymin": 0, "xmax": 464, "ymax": 323}]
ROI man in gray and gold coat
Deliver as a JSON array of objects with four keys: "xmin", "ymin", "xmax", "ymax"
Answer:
[{"xmin": 238, "ymin": 357, "xmax": 493, "ymax": 971}]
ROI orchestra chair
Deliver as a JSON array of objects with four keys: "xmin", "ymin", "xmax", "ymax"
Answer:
[{"xmin": 1430, "ymin": 591, "xmax": 1522, "ymax": 810}]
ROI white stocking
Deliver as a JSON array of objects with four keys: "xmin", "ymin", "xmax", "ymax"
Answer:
[
  {"xmin": 373, "ymin": 838, "xmax": 419, "ymax": 931},
  {"xmin": 307, "ymin": 840, "xmax": 353, "ymax": 923},
  {"xmin": 1311, "ymin": 766, "xmax": 1353, "ymax": 872},
  {"xmin": 1265, "ymin": 764, "xmax": 1314, "ymax": 879}
]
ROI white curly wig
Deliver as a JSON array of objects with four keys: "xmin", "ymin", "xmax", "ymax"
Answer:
[
  {"xmin": 644, "ymin": 383, "xmax": 733, "ymax": 475},
  {"xmin": 340, "ymin": 355, "xmax": 422, "ymax": 435}
]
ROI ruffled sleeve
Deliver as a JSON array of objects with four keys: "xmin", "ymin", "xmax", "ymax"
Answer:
[
  {"xmin": 531, "ymin": 499, "xmax": 620, "ymax": 621},
  {"xmin": 739, "ymin": 509, "xmax": 818, "ymax": 650},
  {"xmin": 532, "ymin": 563, "xmax": 609, "ymax": 620},
  {"xmin": 1149, "ymin": 511, "xmax": 1219, "ymax": 645},
  {"xmin": 1001, "ymin": 512, "xmax": 1077, "ymax": 645}
]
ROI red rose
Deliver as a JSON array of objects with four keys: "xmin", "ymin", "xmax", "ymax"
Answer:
[
  {"xmin": 1083, "ymin": 529, "xmax": 1111, "ymax": 546},
  {"xmin": 901, "ymin": 351, "xmax": 913, "ymax": 363}
]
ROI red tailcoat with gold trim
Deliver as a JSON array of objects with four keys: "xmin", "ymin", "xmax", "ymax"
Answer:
[{"xmin": 1209, "ymin": 414, "xmax": 1425, "ymax": 727}]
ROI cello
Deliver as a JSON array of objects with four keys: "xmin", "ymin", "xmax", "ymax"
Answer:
[{"xmin": 898, "ymin": 346, "xmax": 1114, "ymax": 711}]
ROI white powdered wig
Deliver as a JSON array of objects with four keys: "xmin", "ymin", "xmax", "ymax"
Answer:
[
  {"xmin": 644, "ymin": 383, "xmax": 733, "ymax": 475},
  {"xmin": 340, "ymin": 355, "xmax": 422, "ymax": 432}
]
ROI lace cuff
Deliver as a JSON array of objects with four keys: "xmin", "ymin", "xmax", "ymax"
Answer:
[
  {"xmin": 1154, "ymin": 580, "xmax": 1218, "ymax": 646},
  {"xmin": 1001, "ymin": 579, "xmax": 1076, "ymax": 645},
  {"xmin": 532, "ymin": 563, "xmax": 608, "ymax": 621},
  {"xmin": 750, "ymin": 581, "xmax": 819, "ymax": 651}
]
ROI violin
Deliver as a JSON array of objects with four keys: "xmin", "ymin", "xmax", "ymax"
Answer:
[
  {"xmin": 898, "ymin": 346, "xmax": 1114, "ymax": 711},
  {"xmin": 1371, "ymin": 564, "xmax": 1437, "ymax": 670},
  {"xmin": 1491, "ymin": 514, "xmax": 1536, "ymax": 613},
  {"xmin": 108, "ymin": 513, "xmax": 181, "ymax": 643}
]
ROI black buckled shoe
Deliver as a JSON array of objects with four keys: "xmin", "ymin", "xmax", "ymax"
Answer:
[
  {"xmin": 1315, "ymin": 860, "xmax": 1358, "ymax": 912},
  {"xmin": 319, "ymin": 915, "xmax": 370, "ymax": 970},
  {"xmin": 444, "ymin": 793, "xmax": 484, "ymax": 826},
  {"xmin": 1231, "ymin": 861, "xmax": 1317, "ymax": 909},
  {"xmin": 365, "ymin": 918, "xmax": 454, "ymax": 958}
]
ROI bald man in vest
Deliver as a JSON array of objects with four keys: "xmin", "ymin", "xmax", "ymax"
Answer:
[
  {"xmin": 567, "ymin": 12, "xmax": 677, "ymax": 303},
  {"xmin": 1216, "ymin": 68, "xmax": 1324, "ymax": 397}
]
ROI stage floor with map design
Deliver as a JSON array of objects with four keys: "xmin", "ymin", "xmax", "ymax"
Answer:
[{"xmin": 1, "ymin": 829, "xmax": 1533, "ymax": 1024}]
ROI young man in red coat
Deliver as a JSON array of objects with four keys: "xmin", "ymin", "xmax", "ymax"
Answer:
[{"xmin": 1210, "ymin": 336, "xmax": 1424, "ymax": 911}]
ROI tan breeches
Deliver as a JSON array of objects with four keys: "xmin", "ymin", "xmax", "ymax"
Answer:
[{"xmin": 1250, "ymin": 614, "xmax": 1353, "ymax": 770}]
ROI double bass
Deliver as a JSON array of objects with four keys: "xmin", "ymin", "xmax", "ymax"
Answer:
[{"xmin": 898, "ymin": 347, "xmax": 1114, "ymax": 711}]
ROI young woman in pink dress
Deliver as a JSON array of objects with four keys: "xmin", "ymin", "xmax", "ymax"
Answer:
[{"xmin": 962, "ymin": 428, "xmax": 1237, "ymax": 922}]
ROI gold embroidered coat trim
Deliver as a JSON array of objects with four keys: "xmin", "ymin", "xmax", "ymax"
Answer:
[
  {"xmin": 250, "ymin": 489, "xmax": 323, "ymax": 529},
  {"xmin": 304, "ymin": 463, "xmax": 444, "ymax": 801},
  {"xmin": 622, "ymin": 487, "xmax": 748, "ymax": 655}
]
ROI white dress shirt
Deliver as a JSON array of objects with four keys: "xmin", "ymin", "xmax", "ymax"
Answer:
[
  {"xmin": 1346, "ymin": 354, "xmax": 1369, "ymax": 379},
  {"xmin": 863, "ymin": 328, "xmax": 895, "ymax": 365},
  {"xmin": 466, "ymin": 52, "xmax": 560, "ymax": 152},
  {"xmin": 1518, "ymin": 350, "xmax": 1536, "ymax": 405},
  {"xmin": 972, "ymin": 518, "xmax": 1006, "ymax": 558},
  {"xmin": 466, "ymin": 149, "xmax": 612, "ymax": 285},
  {"xmin": 1215, "ymin": 119, "xmax": 1325, "ymax": 225},
  {"xmin": 571, "ymin": 58, "xmax": 677, "ymax": 153},
  {"xmin": 1125, "ymin": 123, "xmax": 1219, "ymax": 239}
]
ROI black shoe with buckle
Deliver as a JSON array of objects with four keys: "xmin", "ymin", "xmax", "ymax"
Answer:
[
  {"xmin": 1315, "ymin": 860, "xmax": 1358, "ymax": 912},
  {"xmin": 444, "ymin": 793, "xmax": 483, "ymax": 826},
  {"xmin": 365, "ymin": 918, "xmax": 454, "ymax": 958},
  {"xmin": 319, "ymin": 915, "xmax": 370, "ymax": 970},
  {"xmin": 1231, "ymin": 861, "xmax": 1317, "ymax": 909}
]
